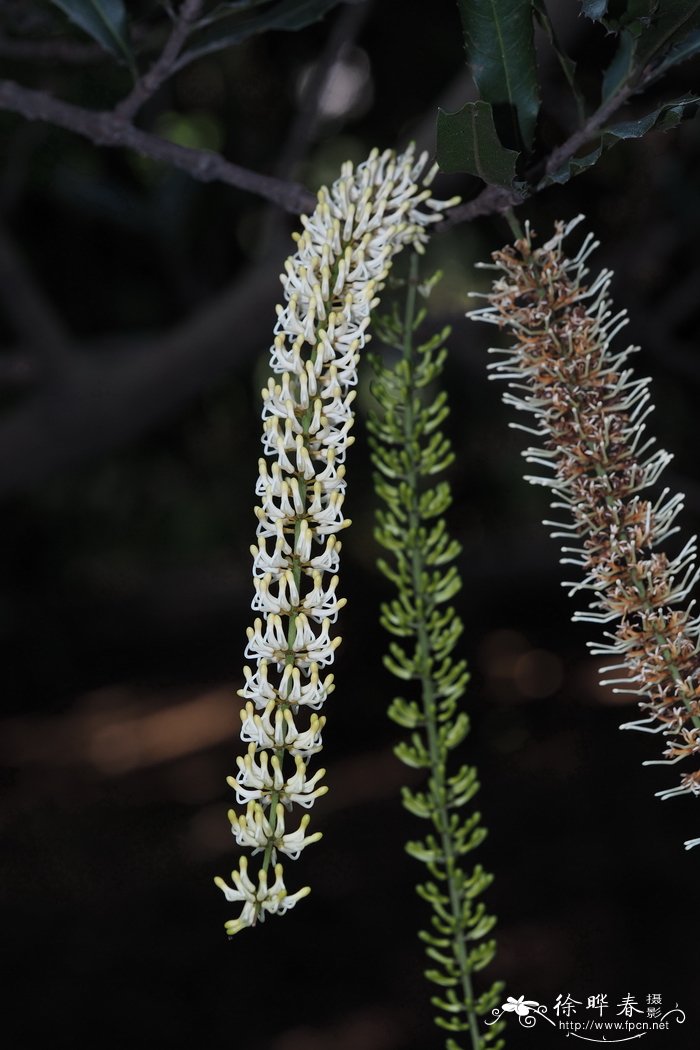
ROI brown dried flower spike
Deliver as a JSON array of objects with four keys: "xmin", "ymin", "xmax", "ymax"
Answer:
[{"xmin": 471, "ymin": 216, "xmax": 700, "ymax": 850}]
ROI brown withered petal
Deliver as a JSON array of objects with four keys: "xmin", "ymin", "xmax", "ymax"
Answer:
[{"xmin": 470, "ymin": 216, "xmax": 700, "ymax": 850}]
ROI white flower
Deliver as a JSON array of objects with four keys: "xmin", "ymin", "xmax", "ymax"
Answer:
[
  {"xmin": 217, "ymin": 145, "xmax": 457, "ymax": 932},
  {"xmin": 228, "ymin": 802, "xmax": 323, "ymax": 860},
  {"xmin": 214, "ymin": 857, "xmax": 311, "ymax": 935},
  {"xmin": 231, "ymin": 745, "xmax": 327, "ymax": 808},
  {"xmin": 239, "ymin": 700, "xmax": 326, "ymax": 756}
]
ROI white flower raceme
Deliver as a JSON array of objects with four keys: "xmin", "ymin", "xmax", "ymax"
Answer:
[{"xmin": 215, "ymin": 146, "xmax": 457, "ymax": 934}]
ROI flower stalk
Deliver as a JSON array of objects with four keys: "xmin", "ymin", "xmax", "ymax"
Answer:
[
  {"xmin": 215, "ymin": 146, "xmax": 457, "ymax": 934},
  {"xmin": 471, "ymin": 216, "xmax": 700, "ymax": 849},
  {"xmin": 369, "ymin": 258, "xmax": 504, "ymax": 1050}
]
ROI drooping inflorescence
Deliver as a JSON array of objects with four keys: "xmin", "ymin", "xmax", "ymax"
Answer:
[
  {"xmin": 369, "ymin": 262, "xmax": 504, "ymax": 1050},
  {"xmin": 214, "ymin": 146, "xmax": 458, "ymax": 935},
  {"xmin": 471, "ymin": 216, "xmax": 700, "ymax": 850}
]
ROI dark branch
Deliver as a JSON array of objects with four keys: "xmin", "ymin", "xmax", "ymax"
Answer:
[
  {"xmin": 0, "ymin": 259, "xmax": 282, "ymax": 496},
  {"xmin": 439, "ymin": 184, "xmax": 524, "ymax": 230},
  {"xmin": 0, "ymin": 78, "xmax": 317, "ymax": 214}
]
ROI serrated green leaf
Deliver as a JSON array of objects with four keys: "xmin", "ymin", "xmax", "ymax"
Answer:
[
  {"xmin": 539, "ymin": 93, "xmax": 700, "ymax": 187},
  {"xmin": 179, "ymin": 0, "xmax": 342, "ymax": 67},
  {"xmin": 437, "ymin": 101, "xmax": 519, "ymax": 185},
  {"xmin": 633, "ymin": 0, "xmax": 700, "ymax": 70},
  {"xmin": 605, "ymin": 92, "xmax": 700, "ymax": 137},
  {"xmin": 623, "ymin": 0, "xmax": 657, "ymax": 30},
  {"xmin": 456, "ymin": 0, "xmax": 540, "ymax": 149},
  {"xmin": 603, "ymin": 0, "xmax": 659, "ymax": 34},
  {"xmin": 582, "ymin": 0, "xmax": 609, "ymax": 21},
  {"xmin": 600, "ymin": 2, "xmax": 700, "ymax": 94},
  {"xmin": 49, "ymin": 0, "xmax": 134, "ymax": 66},
  {"xmin": 602, "ymin": 28, "xmax": 636, "ymax": 99},
  {"xmin": 648, "ymin": 26, "xmax": 700, "ymax": 77},
  {"xmin": 541, "ymin": 143, "xmax": 603, "ymax": 185}
]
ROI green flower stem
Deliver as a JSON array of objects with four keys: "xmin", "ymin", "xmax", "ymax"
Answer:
[
  {"xmin": 400, "ymin": 255, "xmax": 483, "ymax": 1050},
  {"xmin": 370, "ymin": 257, "xmax": 503, "ymax": 1050}
]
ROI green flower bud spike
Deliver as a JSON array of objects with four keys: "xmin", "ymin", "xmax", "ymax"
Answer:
[{"xmin": 369, "ymin": 255, "xmax": 505, "ymax": 1050}]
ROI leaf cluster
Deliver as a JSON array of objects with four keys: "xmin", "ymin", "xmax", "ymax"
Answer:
[
  {"xmin": 45, "ymin": 0, "xmax": 342, "ymax": 74},
  {"xmin": 368, "ymin": 271, "xmax": 504, "ymax": 1050},
  {"xmin": 438, "ymin": 0, "xmax": 700, "ymax": 191}
]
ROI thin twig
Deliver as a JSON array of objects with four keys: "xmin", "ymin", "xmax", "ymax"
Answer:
[
  {"xmin": 0, "ymin": 78, "xmax": 316, "ymax": 213},
  {"xmin": 543, "ymin": 80, "xmax": 637, "ymax": 177},
  {"xmin": 0, "ymin": 258, "xmax": 282, "ymax": 495},
  {"xmin": 274, "ymin": 0, "xmax": 372, "ymax": 179},
  {"xmin": 115, "ymin": 0, "xmax": 205, "ymax": 121},
  {"xmin": 439, "ymin": 183, "xmax": 524, "ymax": 229}
]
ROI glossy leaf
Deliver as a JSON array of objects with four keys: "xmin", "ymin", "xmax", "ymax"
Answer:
[
  {"xmin": 599, "ymin": 0, "xmax": 659, "ymax": 32},
  {"xmin": 179, "ymin": 0, "xmax": 342, "ymax": 67},
  {"xmin": 582, "ymin": 0, "xmax": 609, "ymax": 19},
  {"xmin": 650, "ymin": 26, "xmax": 700, "ymax": 76},
  {"xmin": 539, "ymin": 143, "xmax": 603, "ymax": 186},
  {"xmin": 604, "ymin": 91, "xmax": 700, "ymax": 135},
  {"xmin": 437, "ymin": 101, "xmax": 519, "ymax": 186},
  {"xmin": 624, "ymin": 0, "xmax": 657, "ymax": 28},
  {"xmin": 50, "ymin": 0, "xmax": 134, "ymax": 66},
  {"xmin": 540, "ymin": 93, "xmax": 700, "ymax": 186},
  {"xmin": 456, "ymin": 0, "xmax": 540, "ymax": 150},
  {"xmin": 602, "ymin": 1, "xmax": 700, "ymax": 97},
  {"xmin": 602, "ymin": 27, "xmax": 636, "ymax": 98}
]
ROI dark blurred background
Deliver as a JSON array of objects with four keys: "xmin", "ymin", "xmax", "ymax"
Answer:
[{"xmin": 1, "ymin": 2, "xmax": 699, "ymax": 1047}]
